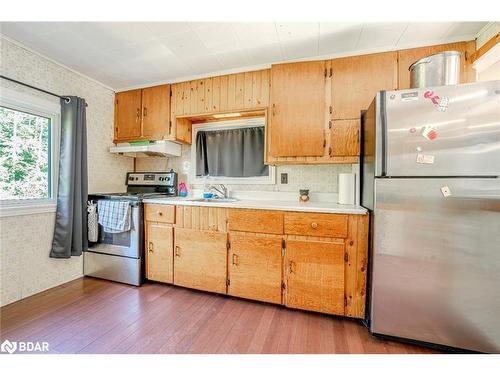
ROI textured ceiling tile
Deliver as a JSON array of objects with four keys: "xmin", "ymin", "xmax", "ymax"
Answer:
[{"xmin": 0, "ymin": 22, "xmax": 489, "ymax": 89}]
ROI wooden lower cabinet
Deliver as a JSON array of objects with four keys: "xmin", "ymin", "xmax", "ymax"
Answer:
[
  {"xmin": 228, "ymin": 232, "xmax": 282, "ymax": 304},
  {"xmin": 145, "ymin": 222, "xmax": 174, "ymax": 283},
  {"xmin": 173, "ymin": 228, "xmax": 227, "ymax": 294},
  {"xmin": 285, "ymin": 239, "xmax": 345, "ymax": 315},
  {"xmin": 144, "ymin": 204, "xmax": 368, "ymax": 319}
]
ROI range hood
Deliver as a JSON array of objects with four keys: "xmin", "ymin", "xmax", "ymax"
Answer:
[{"xmin": 109, "ymin": 141, "xmax": 182, "ymax": 158}]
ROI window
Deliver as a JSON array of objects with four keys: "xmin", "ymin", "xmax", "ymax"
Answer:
[
  {"xmin": 191, "ymin": 118, "xmax": 275, "ymax": 185},
  {"xmin": 0, "ymin": 107, "xmax": 51, "ymax": 199},
  {"xmin": 0, "ymin": 87, "xmax": 60, "ymax": 216}
]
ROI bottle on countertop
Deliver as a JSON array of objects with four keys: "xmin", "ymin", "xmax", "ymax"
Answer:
[
  {"xmin": 178, "ymin": 182, "xmax": 188, "ymax": 197},
  {"xmin": 203, "ymin": 183, "xmax": 214, "ymax": 199}
]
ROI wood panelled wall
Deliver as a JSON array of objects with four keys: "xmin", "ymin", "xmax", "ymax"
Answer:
[{"xmin": 170, "ymin": 70, "xmax": 270, "ymax": 142}]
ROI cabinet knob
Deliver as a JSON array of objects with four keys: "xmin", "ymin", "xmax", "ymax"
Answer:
[
  {"xmin": 157, "ymin": 211, "xmax": 163, "ymax": 216},
  {"xmin": 310, "ymin": 222, "xmax": 318, "ymax": 229}
]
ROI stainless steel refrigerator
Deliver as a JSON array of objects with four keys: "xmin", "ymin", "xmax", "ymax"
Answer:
[{"xmin": 361, "ymin": 80, "xmax": 500, "ymax": 353}]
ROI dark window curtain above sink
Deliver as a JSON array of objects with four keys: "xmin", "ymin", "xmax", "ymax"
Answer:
[{"xmin": 196, "ymin": 126, "xmax": 268, "ymax": 178}]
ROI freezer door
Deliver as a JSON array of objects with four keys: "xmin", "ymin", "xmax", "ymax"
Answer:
[
  {"xmin": 383, "ymin": 81, "xmax": 500, "ymax": 177},
  {"xmin": 370, "ymin": 177, "xmax": 500, "ymax": 352}
]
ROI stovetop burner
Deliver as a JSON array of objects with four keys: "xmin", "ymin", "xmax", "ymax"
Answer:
[
  {"xmin": 90, "ymin": 192, "xmax": 174, "ymax": 200},
  {"xmin": 90, "ymin": 171, "xmax": 178, "ymax": 201}
]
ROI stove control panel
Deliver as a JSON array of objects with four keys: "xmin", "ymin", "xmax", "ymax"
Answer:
[{"xmin": 126, "ymin": 172, "xmax": 176, "ymax": 186}]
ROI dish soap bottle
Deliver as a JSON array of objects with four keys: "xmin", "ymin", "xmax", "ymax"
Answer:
[{"xmin": 179, "ymin": 182, "xmax": 188, "ymax": 197}]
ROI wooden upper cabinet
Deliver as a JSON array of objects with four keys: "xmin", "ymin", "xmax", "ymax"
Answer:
[
  {"xmin": 141, "ymin": 84, "xmax": 171, "ymax": 139},
  {"xmin": 114, "ymin": 89, "xmax": 142, "ymax": 141},
  {"xmin": 285, "ymin": 239, "xmax": 345, "ymax": 315},
  {"xmin": 173, "ymin": 228, "xmax": 227, "ymax": 294},
  {"xmin": 145, "ymin": 222, "xmax": 174, "ymax": 284},
  {"xmin": 114, "ymin": 85, "xmax": 171, "ymax": 142},
  {"xmin": 398, "ymin": 41, "xmax": 476, "ymax": 89},
  {"xmin": 228, "ymin": 232, "xmax": 282, "ymax": 304},
  {"xmin": 269, "ymin": 61, "xmax": 326, "ymax": 157},
  {"xmin": 331, "ymin": 119, "xmax": 360, "ymax": 157},
  {"xmin": 331, "ymin": 51, "xmax": 398, "ymax": 119}
]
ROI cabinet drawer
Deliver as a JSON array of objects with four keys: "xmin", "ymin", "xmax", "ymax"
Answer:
[
  {"xmin": 228, "ymin": 209, "xmax": 284, "ymax": 234},
  {"xmin": 144, "ymin": 204, "xmax": 175, "ymax": 223},
  {"xmin": 284, "ymin": 212, "xmax": 348, "ymax": 238}
]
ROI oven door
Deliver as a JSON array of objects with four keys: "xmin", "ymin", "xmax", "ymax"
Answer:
[{"xmin": 88, "ymin": 201, "xmax": 142, "ymax": 259}]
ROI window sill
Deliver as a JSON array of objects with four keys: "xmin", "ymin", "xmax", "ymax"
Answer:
[{"xmin": 0, "ymin": 202, "xmax": 57, "ymax": 218}]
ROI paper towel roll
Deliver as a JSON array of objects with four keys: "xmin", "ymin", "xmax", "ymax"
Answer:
[{"xmin": 338, "ymin": 173, "xmax": 355, "ymax": 205}]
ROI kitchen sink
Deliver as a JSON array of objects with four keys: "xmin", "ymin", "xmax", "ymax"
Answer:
[{"xmin": 188, "ymin": 197, "xmax": 239, "ymax": 203}]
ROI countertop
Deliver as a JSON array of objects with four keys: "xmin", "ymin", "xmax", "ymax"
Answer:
[{"xmin": 142, "ymin": 196, "xmax": 367, "ymax": 215}]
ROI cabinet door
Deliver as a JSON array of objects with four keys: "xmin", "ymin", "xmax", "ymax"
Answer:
[
  {"xmin": 398, "ymin": 41, "xmax": 475, "ymax": 89},
  {"xmin": 145, "ymin": 222, "xmax": 173, "ymax": 283},
  {"xmin": 330, "ymin": 119, "xmax": 360, "ymax": 157},
  {"xmin": 114, "ymin": 89, "xmax": 142, "ymax": 141},
  {"xmin": 174, "ymin": 228, "xmax": 227, "ymax": 294},
  {"xmin": 142, "ymin": 84, "xmax": 171, "ymax": 140},
  {"xmin": 331, "ymin": 52, "xmax": 398, "ymax": 119},
  {"xmin": 285, "ymin": 240, "xmax": 345, "ymax": 315},
  {"xmin": 269, "ymin": 61, "xmax": 326, "ymax": 157},
  {"xmin": 228, "ymin": 232, "xmax": 282, "ymax": 304}
]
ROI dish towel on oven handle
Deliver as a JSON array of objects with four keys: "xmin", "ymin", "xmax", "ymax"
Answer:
[
  {"xmin": 97, "ymin": 200, "xmax": 131, "ymax": 233},
  {"xmin": 87, "ymin": 200, "xmax": 98, "ymax": 242}
]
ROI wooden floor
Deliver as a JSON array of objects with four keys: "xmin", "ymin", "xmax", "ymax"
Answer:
[{"xmin": 0, "ymin": 277, "xmax": 438, "ymax": 354}]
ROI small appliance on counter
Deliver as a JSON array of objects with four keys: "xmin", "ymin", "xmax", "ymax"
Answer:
[{"xmin": 84, "ymin": 171, "xmax": 178, "ymax": 286}]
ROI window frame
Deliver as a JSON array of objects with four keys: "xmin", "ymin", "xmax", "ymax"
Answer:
[
  {"xmin": 190, "ymin": 117, "xmax": 276, "ymax": 185},
  {"xmin": 0, "ymin": 87, "xmax": 61, "ymax": 217}
]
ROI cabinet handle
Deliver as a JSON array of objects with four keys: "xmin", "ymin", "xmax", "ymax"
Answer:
[
  {"xmin": 148, "ymin": 242, "xmax": 154, "ymax": 252},
  {"xmin": 136, "ymin": 108, "xmax": 140, "ymax": 122},
  {"xmin": 272, "ymin": 103, "xmax": 276, "ymax": 116},
  {"xmin": 232, "ymin": 254, "xmax": 238, "ymax": 266},
  {"xmin": 310, "ymin": 222, "xmax": 318, "ymax": 229},
  {"xmin": 289, "ymin": 260, "xmax": 295, "ymax": 274},
  {"xmin": 143, "ymin": 107, "xmax": 147, "ymax": 117},
  {"xmin": 175, "ymin": 246, "xmax": 180, "ymax": 257}
]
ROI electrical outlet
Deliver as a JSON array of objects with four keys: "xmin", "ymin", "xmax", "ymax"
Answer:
[{"xmin": 280, "ymin": 173, "xmax": 288, "ymax": 184}]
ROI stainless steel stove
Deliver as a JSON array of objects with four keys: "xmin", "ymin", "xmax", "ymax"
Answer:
[{"xmin": 84, "ymin": 171, "xmax": 177, "ymax": 286}]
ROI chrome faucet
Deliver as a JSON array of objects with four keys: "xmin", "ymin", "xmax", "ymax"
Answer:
[{"xmin": 209, "ymin": 184, "xmax": 228, "ymax": 199}]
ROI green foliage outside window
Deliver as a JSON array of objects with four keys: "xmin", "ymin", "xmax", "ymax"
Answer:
[{"xmin": 0, "ymin": 106, "xmax": 51, "ymax": 200}]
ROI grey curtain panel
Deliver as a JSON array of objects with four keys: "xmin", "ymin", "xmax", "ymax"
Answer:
[
  {"xmin": 50, "ymin": 97, "xmax": 88, "ymax": 258},
  {"xmin": 196, "ymin": 126, "xmax": 268, "ymax": 177}
]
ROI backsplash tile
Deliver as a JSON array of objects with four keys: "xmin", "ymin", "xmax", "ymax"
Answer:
[{"xmin": 135, "ymin": 144, "xmax": 354, "ymax": 194}]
